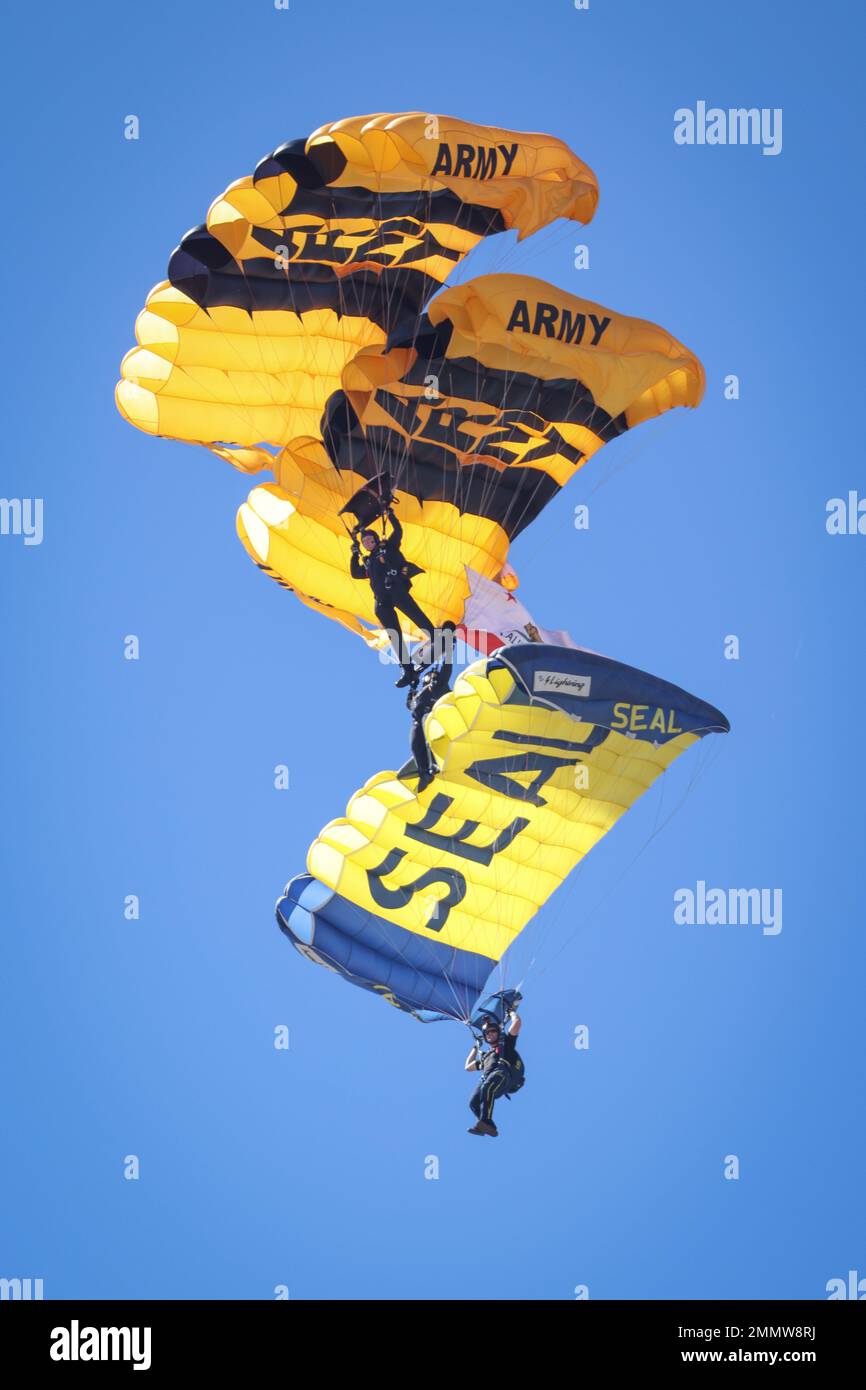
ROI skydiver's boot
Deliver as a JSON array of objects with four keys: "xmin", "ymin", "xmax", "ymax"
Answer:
[
  {"xmin": 468, "ymin": 1120, "xmax": 497, "ymax": 1137},
  {"xmin": 416, "ymin": 764, "xmax": 436, "ymax": 793}
]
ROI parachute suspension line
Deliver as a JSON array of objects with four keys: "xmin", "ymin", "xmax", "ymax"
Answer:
[
  {"xmin": 457, "ymin": 670, "xmax": 722, "ymax": 1006},
  {"xmin": 509, "ymin": 412, "xmax": 682, "ymax": 584},
  {"xmin": 498, "ymin": 220, "xmax": 582, "ymax": 276},
  {"xmin": 555, "ymin": 734, "xmax": 716, "ymax": 982},
  {"xmin": 528, "ymin": 732, "xmax": 724, "ymax": 987}
]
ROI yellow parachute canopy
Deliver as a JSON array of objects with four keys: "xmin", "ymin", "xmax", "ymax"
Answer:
[
  {"xmin": 334, "ymin": 272, "xmax": 705, "ymax": 533},
  {"xmin": 241, "ymin": 274, "xmax": 703, "ymax": 637},
  {"xmin": 277, "ymin": 643, "xmax": 728, "ymax": 1021},
  {"xmin": 116, "ymin": 115, "xmax": 597, "ymax": 461}
]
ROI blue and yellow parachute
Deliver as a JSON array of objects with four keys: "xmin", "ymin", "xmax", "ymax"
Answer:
[{"xmin": 277, "ymin": 644, "xmax": 728, "ymax": 1022}]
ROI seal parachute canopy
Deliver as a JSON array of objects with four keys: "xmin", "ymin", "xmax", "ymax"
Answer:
[{"xmin": 276, "ymin": 644, "xmax": 728, "ymax": 1022}]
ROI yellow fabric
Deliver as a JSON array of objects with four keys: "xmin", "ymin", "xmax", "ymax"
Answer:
[
  {"xmin": 306, "ymin": 656, "xmax": 699, "ymax": 961},
  {"xmin": 116, "ymin": 291, "xmax": 385, "ymax": 450},
  {"xmin": 116, "ymin": 117, "xmax": 597, "ymax": 457},
  {"xmin": 342, "ymin": 272, "xmax": 705, "ymax": 488},
  {"xmin": 241, "ymin": 276, "xmax": 702, "ymax": 643},
  {"xmin": 115, "ymin": 125, "xmax": 704, "ymax": 656},
  {"xmin": 305, "ymin": 112, "xmax": 599, "ymax": 235},
  {"xmin": 235, "ymin": 437, "xmax": 510, "ymax": 632}
]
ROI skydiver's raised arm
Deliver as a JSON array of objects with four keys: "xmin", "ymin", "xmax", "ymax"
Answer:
[
  {"xmin": 464, "ymin": 1044, "xmax": 481, "ymax": 1072},
  {"xmin": 506, "ymin": 1010, "xmax": 521, "ymax": 1036},
  {"xmin": 387, "ymin": 509, "xmax": 403, "ymax": 546},
  {"xmin": 349, "ymin": 547, "xmax": 366, "ymax": 580}
]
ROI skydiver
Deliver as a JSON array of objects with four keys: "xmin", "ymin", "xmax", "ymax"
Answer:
[
  {"xmin": 465, "ymin": 1006, "xmax": 524, "ymax": 1138},
  {"xmin": 350, "ymin": 506, "xmax": 435, "ymax": 688},
  {"xmin": 406, "ymin": 649, "xmax": 453, "ymax": 793}
]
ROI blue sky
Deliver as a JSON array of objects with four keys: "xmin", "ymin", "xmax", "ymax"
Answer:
[{"xmin": 2, "ymin": 0, "xmax": 864, "ymax": 1300}]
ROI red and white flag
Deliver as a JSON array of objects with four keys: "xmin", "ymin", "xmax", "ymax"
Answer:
[{"xmin": 456, "ymin": 570, "xmax": 583, "ymax": 655}]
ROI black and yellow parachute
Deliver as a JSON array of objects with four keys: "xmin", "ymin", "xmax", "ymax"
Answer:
[
  {"xmin": 116, "ymin": 114, "xmax": 602, "ymax": 642},
  {"xmin": 115, "ymin": 115, "xmax": 701, "ymax": 652},
  {"xmin": 235, "ymin": 273, "xmax": 703, "ymax": 642},
  {"xmin": 116, "ymin": 113, "xmax": 597, "ymax": 463}
]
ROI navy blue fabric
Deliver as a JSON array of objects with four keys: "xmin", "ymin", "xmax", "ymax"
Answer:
[
  {"xmin": 276, "ymin": 874, "xmax": 495, "ymax": 1022},
  {"xmin": 494, "ymin": 644, "xmax": 730, "ymax": 741}
]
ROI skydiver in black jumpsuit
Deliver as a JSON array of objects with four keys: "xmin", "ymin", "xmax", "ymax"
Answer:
[
  {"xmin": 406, "ymin": 653, "xmax": 453, "ymax": 792},
  {"xmin": 465, "ymin": 1009, "xmax": 525, "ymax": 1137},
  {"xmin": 350, "ymin": 508, "xmax": 436, "ymax": 688}
]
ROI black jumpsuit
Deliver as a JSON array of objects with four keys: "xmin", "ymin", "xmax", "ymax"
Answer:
[
  {"xmin": 469, "ymin": 1032, "xmax": 525, "ymax": 1126},
  {"xmin": 408, "ymin": 661, "xmax": 452, "ymax": 778},
  {"xmin": 350, "ymin": 514, "xmax": 435, "ymax": 672}
]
